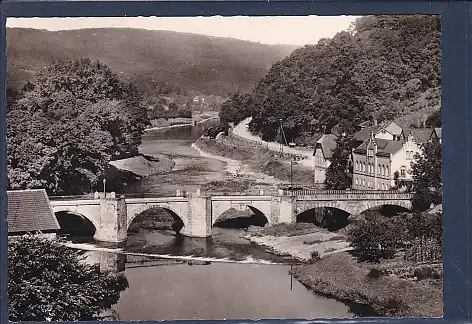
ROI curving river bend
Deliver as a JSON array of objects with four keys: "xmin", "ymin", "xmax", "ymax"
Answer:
[{"xmin": 69, "ymin": 120, "xmax": 358, "ymax": 320}]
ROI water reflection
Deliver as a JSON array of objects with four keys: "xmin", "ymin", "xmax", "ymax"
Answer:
[{"xmin": 80, "ymin": 250, "xmax": 356, "ymax": 320}]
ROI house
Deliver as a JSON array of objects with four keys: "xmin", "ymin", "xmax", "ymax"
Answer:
[
  {"xmin": 430, "ymin": 127, "xmax": 442, "ymax": 144},
  {"xmin": 401, "ymin": 128, "xmax": 434, "ymax": 149},
  {"xmin": 7, "ymin": 189, "xmax": 60, "ymax": 238},
  {"xmin": 313, "ymin": 134, "xmax": 337, "ymax": 183},
  {"xmin": 353, "ymin": 121, "xmax": 403, "ymax": 147},
  {"xmin": 351, "ymin": 132, "xmax": 423, "ymax": 190}
]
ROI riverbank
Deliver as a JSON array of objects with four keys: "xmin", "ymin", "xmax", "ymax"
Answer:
[
  {"xmin": 245, "ymin": 223, "xmax": 443, "ymax": 317},
  {"xmin": 291, "ymin": 253, "xmax": 443, "ymax": 317},
  {"xmin": 245, "ymin": 223, "xmax": 351, "ymax": 262},
  {"xmin": 194, "ymin": 137, "xmax": 315, "ymax": 186}
]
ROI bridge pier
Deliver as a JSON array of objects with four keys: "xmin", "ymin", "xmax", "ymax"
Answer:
[
  {"xmin": 183, "ymin": 192, "xmax": 212, "ymax": 237},
  {"xmin": 93, "ymin": 194, "xmax": 128, "ymax": 243},
  {"xmin": 274, "ymin": 195, "xmax": 296, "ymax": 224}
]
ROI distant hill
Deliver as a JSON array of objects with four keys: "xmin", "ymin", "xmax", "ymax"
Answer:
[{"xmin": 6, "ymin": 28, "xmax": 298, "ymax": 96}]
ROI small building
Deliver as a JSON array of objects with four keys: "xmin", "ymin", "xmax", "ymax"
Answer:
[
  {"xmin": 353, "ymin": 121, "xmax": 403, "ymax": 147},
  {"xmin": 430, "ymin": 127, "xmax": 442, "ymax": 144},
  {"xmin": 7, "ymin": 189, "xmax": 60, "ymax": 238},
  {"xmin": 313, "ymin": 134, "xmax": 337, "ymax": 183},
  {"xmin": 351, "ymin": 132, "xmax": 423, "ymax": 190}
]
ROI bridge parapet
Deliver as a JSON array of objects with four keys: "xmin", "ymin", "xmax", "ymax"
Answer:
[{"xmin": 283, "ymin": 189, "xmax": 413, "ymax": 200}]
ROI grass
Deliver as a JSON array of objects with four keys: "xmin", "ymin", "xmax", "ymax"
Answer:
[
  {"xmin": 255, "ymin": 222, "xmax": 323, "ymax": 237},
  {"xmin": 291, "ymin": 252, "xmax": 443, "ymax": 317},
  {"xmin": 202, "ymin": 180, "xmax": 252, "ymax": 193}
]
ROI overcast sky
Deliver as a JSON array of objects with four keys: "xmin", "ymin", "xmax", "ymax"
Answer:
[{"xmin": 6, "ymin": 16, "xmax": 360, "ymax": 46}]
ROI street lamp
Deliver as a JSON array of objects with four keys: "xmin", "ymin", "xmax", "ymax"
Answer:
[{"xmin": 103, "ymin": 178, "xmax": 107, "ymax": 199}]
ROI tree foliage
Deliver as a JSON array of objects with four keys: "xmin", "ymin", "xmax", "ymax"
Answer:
[
  {"xmin": 325, "ymin": 134, "xmax": 354, "ymax": 189},
  {"xmin": 219, "ymin": 92, "xmax": 254, "ymax": 128},
  {"xmin": 348, "ymin": 212, "xmax": 442, "ymax": 263},
  {"xmin": 410, "ymin": 140, "xmax": 443, "ymax": 211},
  {"xmin": 348, "ymin": 215, "xmax": 398, "ymax": 263},
  {"xmin": 245, "ymin": 15, "xmax": 440, "ymax": 142},
  {"xmin": 7, "ymin": 58, "xmax": 150, "ymax": 195},
  {"xmin": 8, "ymin": 236, "xmax": 128, "ymax": 321}
]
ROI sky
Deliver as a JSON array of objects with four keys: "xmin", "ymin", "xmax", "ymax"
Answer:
[{"xmin": 6, "ymin": 16, "xmax": 360, "ymax": 46}]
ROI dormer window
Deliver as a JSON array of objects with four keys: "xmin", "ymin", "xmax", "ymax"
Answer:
[{"xmin": 368, "ymin": 149, "xmax": 374, "ymax": 157}]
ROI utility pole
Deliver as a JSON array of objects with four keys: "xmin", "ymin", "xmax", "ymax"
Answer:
[{"xmin": 279, "ymin": 119, "xmax": 294, "ymax": 189}]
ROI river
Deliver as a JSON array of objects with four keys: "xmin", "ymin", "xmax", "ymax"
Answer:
[{"xmin": 66, "ymin": 120, "xmax": 357, "ymax": 320}]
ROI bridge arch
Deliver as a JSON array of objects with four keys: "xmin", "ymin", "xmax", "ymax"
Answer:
[
  {"xmin": 52, "ymin": 208, "xmax": 100, "ymax": 235},
  {"xmin": 296, "ymin": 207, "xmax": 350, "ymax": 231},
  {"xmin": 212, "ymin": 205, "xmax": 269, "ymax": 228},
  {"xmin": 126, "ymin": 203, "xmax": 189, "ymax": 231}
]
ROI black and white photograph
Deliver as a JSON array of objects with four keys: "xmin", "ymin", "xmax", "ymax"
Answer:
[{"xmin": 5, "ymin": 14, "xmax": 443, "ymax": 321}]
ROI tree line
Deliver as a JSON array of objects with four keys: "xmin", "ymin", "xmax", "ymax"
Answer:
[
  {"xmin": 219, "ymin": 15, "xmax": 440, "ymax": 144},
  {"xmin": 7, "ymin": 58, "xmax": 150, "ymax": 195}
]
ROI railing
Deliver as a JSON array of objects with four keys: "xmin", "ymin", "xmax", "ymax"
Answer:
[
  {"xmin": 48, "ymin": 195, "xmax": 95, "ymax": 201},
  {"xmin": 282, "ymin": 189, "xmax": 413, "ymax": 199}
]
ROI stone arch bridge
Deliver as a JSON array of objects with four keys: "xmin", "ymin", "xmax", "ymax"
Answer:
[{"xmin": 49, "ymin": 189, "xmax": 413, "ymax": 243}]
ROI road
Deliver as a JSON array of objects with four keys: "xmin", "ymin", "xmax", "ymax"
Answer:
[{"xmin": 232, "ymin": 117, "xmax": 314, "ymax": 168}]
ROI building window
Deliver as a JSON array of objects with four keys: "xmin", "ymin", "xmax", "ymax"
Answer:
[
  {"xmin": 386, "ymin": 166, "xmax": 389, "ymax": 176},
  {"xmin": 378, "ymin": 164, "xmax": 381, "ymax": 175},
  {"xmin": 368, "ymin": 149, "xmax": 374, "ymax": 157},
  {"xmin": 400, "ymin": 166, "xmax": 406, "ymax": 177},
  {"xmin": 362, "ymin": 179, "xmax": 365, "ymax": 187},
  {"xmin": 382, "ymin": 165, "xmax": 385, "ymax": 176},
  {"xmin": 362, "ymin": 162, "xmax": 365, "ymax": 173},
  {"xmin": 355, "ymin": 161, "xmax": 359, "ymax": 171}
]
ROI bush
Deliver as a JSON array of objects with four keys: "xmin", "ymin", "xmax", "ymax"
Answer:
[
  {"xmin": 310, "ymin": 251, "xmax": 321, "ymax": 263},
  {"xmin": 347, "ymin": 216, "xmax": 397, "ymax": 263},
  {"xmin": 8, "ymin": 236, "xmax": 129, "ymax": 321},
  {"xmin": 367, "ymin": 268, "xmax": 387, "ymax": 279}
]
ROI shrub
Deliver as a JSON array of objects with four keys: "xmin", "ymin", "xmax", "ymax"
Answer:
[
  {"xmin": 367, "ymin": 268, "xmax": 387, "ymax": 279},
  {"xmin": 347, "ymin": 216, "xmax": 397, "ymax": 263},
  {"xmin": 310, "ymin": 251, "xmax": 321, "ymax": 263}
]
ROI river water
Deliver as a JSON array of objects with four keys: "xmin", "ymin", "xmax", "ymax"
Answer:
[{"xmin": 68, "ymin": 120, "xmax": 357, "ymax": 320}]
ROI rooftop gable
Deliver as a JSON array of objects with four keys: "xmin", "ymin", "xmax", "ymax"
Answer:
[
  {"xmin": 7, "ymin": 189, "xmax": 60, "ymax": 234},
  {"xmin": 314, "ymin": 134, "xmax": 337, "ymax": 159}
]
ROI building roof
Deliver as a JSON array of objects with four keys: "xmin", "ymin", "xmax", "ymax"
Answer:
[
  {"xmin": 7, "ymin": 189, "xmax": 60, "ymax": 234},
  {"xmin": 403, "ymin": 128, "xmax": 434, "ymax": 144},
  {"xmin": 354, "ymin": 121, "xmax": 403, "ymax": 142},
  {"xmin": 353, "ymin": 138, "xmax": 404, "ymax": 157},
  {"xmin": 314, "ymin": 134, "xmax": 337, "ymax": 159}
]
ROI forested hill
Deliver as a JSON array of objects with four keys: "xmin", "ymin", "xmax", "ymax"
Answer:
[
  {"xmin": 6, "ymin": 28, "xmax": 298, "ymax": 96},
  {"xmin": 237, "ymin": 15, "xmax": 441, "ymax": 143}
]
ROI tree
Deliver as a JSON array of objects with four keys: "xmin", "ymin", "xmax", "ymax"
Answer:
[
  {"xmin": 219, "ymin": 92, "xmax": 254, "ymax": 128},
  {"xmin": 348, "ymin": 215, "xmax": 397, "ymax": 263},
  {"xmin": 325, "ymin": 134, "xmax": 353, "ymax": 190},
  {"xmin": 425, "ymin": 109, "xmax": 442, "ymax": 128},
  {"xmin": 410, "ymin": 140, "xmax": 442, "ymax": 211},
  {"xmin": 8, "ymin": 236, "xmax": 128, "ymax": 321},
  {"xmin": 7, "ymin": 58, "xmax": 150, "ymax": 195}
]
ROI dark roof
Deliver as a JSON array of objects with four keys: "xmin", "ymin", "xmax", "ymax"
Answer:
[
  {"xmin": 314, "ymin": 134, "xmax": 337, "ymax": 159},
  {"xmin": 353, "ymin": 138, "xmax": 404, "ymax": 156},
  {"xmin": 403, "ymin": 128, "xmax": 434, "ymax": 144},
  {"xmin": 354, "ymin": 125, "xmax": 383, "ymax": 142},
  {"xmin": 7, "ymin": 189, "xmax": 60, "ymax": 234}
]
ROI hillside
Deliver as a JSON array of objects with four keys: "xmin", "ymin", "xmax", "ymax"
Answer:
[
  {"xmin": 6, "ymin": 28, "xmax": 298, "ymax": 96},
  {"xmin": 219, "ymin": 15, "xmax": 441, "ymax": 143}
]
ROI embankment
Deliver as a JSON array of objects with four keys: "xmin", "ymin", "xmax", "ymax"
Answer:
[
  {"xmin": 194, "ymin": 137, "xmax": 314, "ymax": 186},
  {"xmin": 291, "ymin": 253, "xmax": 443, "ymax": 317}
]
